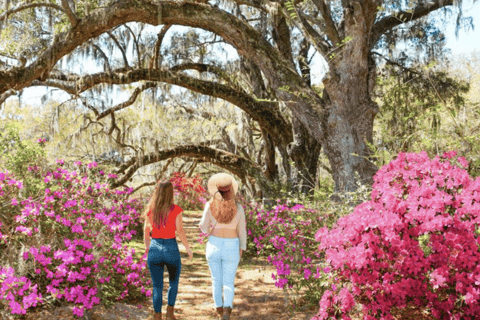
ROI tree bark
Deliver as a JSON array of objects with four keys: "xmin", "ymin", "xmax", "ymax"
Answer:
[
  {"xmin": 261, "ymin": 129, "xmax": 278, "ymax": 182},
  {"xmin": 289, "ymin": 117, "xmax": 321, "ymax": 195},
  {"xmin": 321, "ymin": 2, "xmax": 379, "ymax": 192}
]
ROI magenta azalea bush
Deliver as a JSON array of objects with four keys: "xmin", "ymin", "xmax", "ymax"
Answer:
[
  {"xmin": 0, "ymin": 162, "xmax": 150, "ymax": 318},
  {"xmin": 244, "ymin": 200, "xmax": 331, "ymax": 304},
  {"xmin": 314, "ymin": 151, "xmax": 480, "ymax": 319}
]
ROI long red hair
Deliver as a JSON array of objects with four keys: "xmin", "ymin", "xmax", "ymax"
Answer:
[
  {"xmin": 143, "ymin": 181, "xmax": 174, "ymax": 229},
  {"xmin": 210, "ymin": 188, "xmax": 237, "ymax": 224}
]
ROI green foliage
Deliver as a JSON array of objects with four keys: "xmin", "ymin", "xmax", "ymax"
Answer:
[
  {"xmin": 0, "ymin": 123, "xmax": 47, "ymax": 196},
  {"xmin": 284, "ymin": 1, "xmax": 298, "ymax": 19},
  {"xmin": 373, "ymin": 61, "xmax": 479, "ymax": 174}
]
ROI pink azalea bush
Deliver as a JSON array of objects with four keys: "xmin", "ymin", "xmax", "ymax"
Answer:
[
  {"xmin": 314, "ymin": 151, "xmax": 480, "ymax": 319},
  {"xmin": 244, "ymin": 199, "xmax": 331, "ymax": 305},
  {"xmin": 0, "ymin": 162, "xmax": 150, "ymax": 317}
]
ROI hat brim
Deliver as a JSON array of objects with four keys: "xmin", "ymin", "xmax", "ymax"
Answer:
[{"xmin": 207, "ymin": 173, "xmax": 238, "ymax": 196}]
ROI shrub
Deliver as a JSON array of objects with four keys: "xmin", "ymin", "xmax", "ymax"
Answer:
[
  {"xmin": 243, "ymin": 199, "xmax": 331, "ymax": 306},
  {"xmin": 0, "ymin": 124, "xmax": 47, "ymax": 197},
  {"xmin": 314, "ymin": 151, "xmax": 480, "ymax": 319},
  {"xmin": 170, "ymin": 172, "xmax": 207, "ymax": 210},
  {"xmin": 0, "ymin": 161, "xmax": 150, "ymax": 318}
]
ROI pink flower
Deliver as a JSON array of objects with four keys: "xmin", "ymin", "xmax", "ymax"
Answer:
[
  {"xmin": 15, "ymin": 226, "xmax": 32, "ymax": 236},
  {"xmin": 458, "ymin": 156, "xmax": 469, "ymax": 168}
]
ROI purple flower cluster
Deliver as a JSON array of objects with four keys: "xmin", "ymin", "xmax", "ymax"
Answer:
[
  {"xmin": 314, "ymin": 151, "xmax": 480, "ymax": 319},
  {"xmin": 0, "ymin": 163, "xmax": 149, "ymax": 317},
  {"xmin": 0, "ymin": 267, "xmax": 43, "ymax": 314},
  {"xmin": 243, "ymin": 199, "xmax": 328, "ymax": 302}
]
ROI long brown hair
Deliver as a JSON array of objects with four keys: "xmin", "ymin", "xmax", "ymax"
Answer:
[
  {"xmin": 210, "ymin": 188, "xmax": 237, "ymax": 224},
  {"xmin": 143, "ymin": 181, "xmax": 174, "ymax": 229}
]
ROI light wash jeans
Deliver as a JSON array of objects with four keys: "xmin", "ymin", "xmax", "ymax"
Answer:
[{"xmin": 206, "ymin": 235, "xmax": 240, "ymax": 308}]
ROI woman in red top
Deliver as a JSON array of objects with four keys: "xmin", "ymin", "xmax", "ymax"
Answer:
[{"xmin": 143, "ymin": 181, "xmax": 193, "ymax": 320}]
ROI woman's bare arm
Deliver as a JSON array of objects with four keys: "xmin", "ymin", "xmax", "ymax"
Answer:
[
  {"xmin": 144, "ymin": 219, "xmax": 151, "ymax": 256},
  {"xmin": 176, "ymin": 212, "xmax": 193, "ymax": 261}
]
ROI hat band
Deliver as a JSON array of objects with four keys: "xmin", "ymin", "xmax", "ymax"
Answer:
[{"xmin": 218, "ymin": 185, "xmax": 231, "ymax": 192}]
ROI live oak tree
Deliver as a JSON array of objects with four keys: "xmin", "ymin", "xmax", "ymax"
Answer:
[{"xmin": 0, "ymin": 0, "xmax": 475, "ymax": 192}]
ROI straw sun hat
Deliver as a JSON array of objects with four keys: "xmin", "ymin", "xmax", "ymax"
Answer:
[{"xmin": 207, "ymin": 173, "xmax": 238, "ymax": 197}]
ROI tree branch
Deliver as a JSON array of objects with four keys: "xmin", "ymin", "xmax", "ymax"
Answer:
[
  {"xmin": 372, "ymin": 0, "xmax": 454, "ymax": 44},
  {"xmin": 107, "ymin": 31, "xmax": 129, "ymax": 69},
  {"xmin": 272, "ymin": 13, "xmax": 294, "ymax": 63},
  {"xmin": 92, "ymin": 44, "xmax": 112, "ymax": 73},
  {"xmin": 0, "ymin": 2, "xmax": 66, "ymax": 22},
  {"xmin": 123, "ymin": 24, "xmax": 142, "ymax": 68},
  {"xmin": 311, "ymin": 0, "xmax": 341, "ymax": 45},
  {"xmin": 43, "ymin": 68, "xmax": 293, "ymax": 147},
  {"xmin": 0, "ymin": 89, "xmax": 17, "ymax": 107},
  {"xmin": 288, "ymin": 9, "xmax": 330, "ymax": 58},
  {"xmin": 111, "ymin": 145, "xmax": 263, "ymax": 189},
  {"xmin": 129, "ymin": 181, "xmax": 156, "ymax": 194},
  {"xmin": 231, "ymin": 0, "xmax": 269, "ymax": 11},
  {"xmin": 60, "ymin": 0, "xmax": 78, "ymax": 28},
  {"xmin": 170, "ymin": 62, "xmax": 236, "ymax": 85},
  {"xmin": 96, "ymin": 82, "xmax": 157, "ymax": 120},
  {"xmin": 0, "ymin": 0, "xmax": 324, "ymax": 145},
  {"xmin": 171, "ymin": 62, "xmax": 224, "ymax": 75},
  {"xmin": 153, "ymin": 24, "xmax": 172, "ymax": 70}
]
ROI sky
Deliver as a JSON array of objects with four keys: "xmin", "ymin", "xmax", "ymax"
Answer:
[
  {"xmin": 443, "ymin": 0, "xmax": 480, "ymax": 55},
  {"xmin": 5, "ymin": 0, "xmax": 480, "ymax": 107}
]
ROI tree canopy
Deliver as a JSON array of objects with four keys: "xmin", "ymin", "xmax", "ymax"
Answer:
[{"xmin": 0, "ymin": 0, "xmax": 476, "ymax": 194}]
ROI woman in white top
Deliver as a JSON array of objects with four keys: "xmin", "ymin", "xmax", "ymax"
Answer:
[{"xmin": 199, "ymin": 173, "xmax": 247, "ymax": 320}]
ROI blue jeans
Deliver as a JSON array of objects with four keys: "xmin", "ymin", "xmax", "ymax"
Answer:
[
  {"xmin": 206, "ymin": 236, "xmax": 240, "ymax": 308},
  {"xmin": 147, "ymin": 238, "xmax": 181, "ymax": 313}
]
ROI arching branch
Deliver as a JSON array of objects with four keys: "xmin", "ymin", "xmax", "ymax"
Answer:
[
  {"xmin": 0, "ymin": 0, "xmax": 324, "ymax": 145},
  {"xmin": 42, "ymin": 68, "xmax": 293, "ymax": 146},
  {"xmin": 111, "ymin": 145, "xmax": 264, "ymax": 189},
  {"xmin": 372, "ymin": 0, "xmax": 454, "ymax": 45},
  {"xmin": 0, "ymin": 2, "xmax": 66, "ymax": 22},
  {"xmin": 0, "ymin": 89, "xmax": 17, "ymax": 107},
  {"xmin": 170, "ymin": 62, "xmax": 238, "ymax": 86}
]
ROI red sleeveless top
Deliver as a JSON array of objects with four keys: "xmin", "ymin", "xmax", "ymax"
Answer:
[{"xmin": 148, "ymin": 204, "xmax": 183, "ymax": 238}]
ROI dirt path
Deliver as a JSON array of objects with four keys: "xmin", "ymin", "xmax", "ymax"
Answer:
[{"xmin": 21, "ymin": 211, "xmax": 318, "ymax": 320}]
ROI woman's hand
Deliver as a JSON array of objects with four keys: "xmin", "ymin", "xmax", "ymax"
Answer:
[
  {"xmin": 239, "ymin": 249, "xmax": 243, "ymax": 259},
  {"xmin": 187, "ymin": 248, "xmax": 193, "ymax": 262}
]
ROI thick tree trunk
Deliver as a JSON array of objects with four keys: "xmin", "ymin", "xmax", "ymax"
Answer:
[
  {"xmin": 261, "ymin": 129, "xmax": 278, "ymax": 182},
  {"xmin": 322, "ymin": 101, "xmax": 377, "ymax": 192},
  {"xmin": 277, "ymin": 145, "xmax": 291, "ymax": 184},
  {"xmin": 289, "ymin": 117, "xmax": 321, "ymax": 195},
  {"xmin": 322, "ymin": 55, "xmax": 378, "ymax": 192}
]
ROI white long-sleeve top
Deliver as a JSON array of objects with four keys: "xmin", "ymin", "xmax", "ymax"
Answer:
[{"xmin": 199, "ymin": 202, "xmax": 247, "ymax": 251}]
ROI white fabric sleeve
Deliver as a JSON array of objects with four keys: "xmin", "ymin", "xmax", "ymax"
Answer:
[
  {"xmin": 199, "ymin": 202, "xmax": 211, "ymax": 233},
  {"xmin": 237, "ymin": 205, "xmax": 247, "ymax": 251}
]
